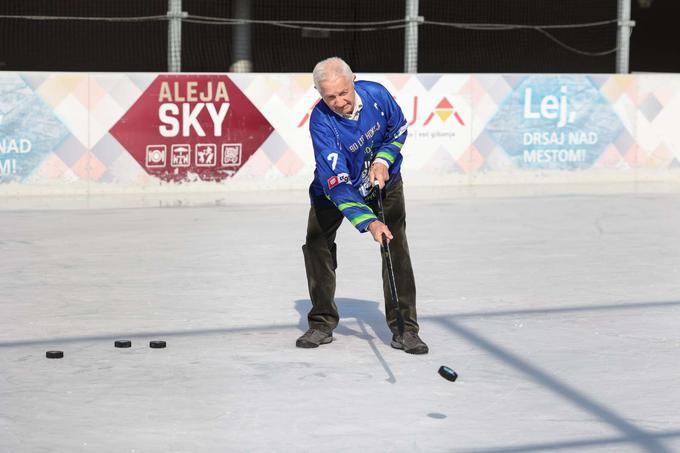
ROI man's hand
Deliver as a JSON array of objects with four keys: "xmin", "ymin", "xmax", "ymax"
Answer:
[
  {"xmin": 369, "ymin": 161, "xmax": 389, "ymax": 189},
  {"xmin": 367, "ymin": 220, "xmax": 393, "ymax": 244}
]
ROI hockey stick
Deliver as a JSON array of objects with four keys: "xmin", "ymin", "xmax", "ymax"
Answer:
[{"xmin": 374, "ymin": 180, "xmax": 405, "ymax": 337}]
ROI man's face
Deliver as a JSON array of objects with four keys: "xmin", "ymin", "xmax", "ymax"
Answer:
[{"xmin": 317, "ymin": 75, "xmax": 356, "ymax": 116}]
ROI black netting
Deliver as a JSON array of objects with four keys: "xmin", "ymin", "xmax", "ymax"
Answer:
[
  {"xmin": 0, "ymin": 0, "xmax": 168, "ymax": 72},
  {"xmin": 630, "ymin": 0, "xmax": 679, "ymax": 72},
  {"xmin": 0, "ymin": 0, "xmax": 637, "ymax": 73},
  {"xmin": 181, "ymin": 0, "xmax": 405, "ymax": 73},
  {"xmin": 418, "ymin": 0, "xmax": 618, "ymax": 73}
]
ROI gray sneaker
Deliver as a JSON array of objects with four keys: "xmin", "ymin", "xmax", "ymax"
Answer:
[
  {"xmin": 391, "ymin": 331, "xmax": 429, "ymax": 354},
  {"xmin": 296, "ymin": 328, "xmax": 333, "ymax": 348}
]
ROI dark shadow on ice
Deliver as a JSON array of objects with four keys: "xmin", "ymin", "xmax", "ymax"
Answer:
[
  {"xmin": 295, "ymin": 298, "xmax": 397, "ymax": 384},
  {"xmin": 3, "ymin": 299, "xmax": 678, "ymax": 351},
  {"xmin": 461, "ymin": 430, "xmax": 680, "ymax": 453},
  {"xmin": 294, "ymin": 297, "xmax": 392, "ymax": 345},
  {"xmin": 0, "ymin": 324, "xmax": 289, "ymax": 348},
  {"xmin": 355, "ymin": 317, "xmax": 396, "ymax": 384},
  {"xmin": 437, "ymin": 317, "xmax": 674, "ymax": 453},
  {"xmin": 429, "ymin": 299, "xmax": 680, "ymax": 321}
]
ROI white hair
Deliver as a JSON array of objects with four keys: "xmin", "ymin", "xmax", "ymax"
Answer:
[{"xmin": 312, "ymin": 57, "xmax": 353, "ymax": 89}]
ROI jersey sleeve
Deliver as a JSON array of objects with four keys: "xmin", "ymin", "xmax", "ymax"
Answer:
[
  {"xmin": 310, "ymin": 117, "xmax": 378, "ymax": 232},
  {"xmin": 373, "ymin": 87, "xmax": 408, "ymax": 168}
]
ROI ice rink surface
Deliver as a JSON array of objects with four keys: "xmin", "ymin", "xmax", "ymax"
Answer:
[{"xmin": 1, "ymin": 184, "xmax": 680, "ymax": 453}]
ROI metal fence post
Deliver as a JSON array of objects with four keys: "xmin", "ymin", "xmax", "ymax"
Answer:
[
  {"xmin": 231, "ymin": 0, "xmax": 252, "ymax": 72},
  {"xmin": 616, "ymin": 0, "xmax": 634, "ymax": 73},
  {"xmin": 404, "ymin": 0, "xmax": 421, "ymax": 73},
  {"xmin": 167, "ymin": 0, "xmax": 185, "ymax": 72}
]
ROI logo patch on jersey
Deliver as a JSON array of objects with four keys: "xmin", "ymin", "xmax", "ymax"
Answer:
[{"xmin": 327, "ymin": 173, "xmax": 349, "ymax": 189}]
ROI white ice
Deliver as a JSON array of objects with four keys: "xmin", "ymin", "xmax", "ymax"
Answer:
[{"xmin": 1, "ymin": 183, "xmax": 680, "ymax": 453}]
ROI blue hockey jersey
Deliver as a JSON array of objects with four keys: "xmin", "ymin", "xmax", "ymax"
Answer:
[{"xmin": 309, "ymin": 80, "xmax": 408, "ymax": 232}]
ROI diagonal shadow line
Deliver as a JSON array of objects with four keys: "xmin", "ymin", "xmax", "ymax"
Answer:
[
  {"xmin": 461, "ymin": 429, "xmax": 680, "ymax": 453},
  {"xmin": 2, "ymin": 299, "xmax": 680, "ymax": 349},
  {"xmin": 422, "ymin": 300, "xmax": 680, "ymax": 321},
  {"xmin": 356, "ymin": 318, "xmax": 396, "ymax": 384},
  {"xmin": 436, "ymin": 317, "xmax": 671, "ymax": 453},
  {"xmin": 0, "ymin": 324, "xmax": 288, "ymax": 348}
]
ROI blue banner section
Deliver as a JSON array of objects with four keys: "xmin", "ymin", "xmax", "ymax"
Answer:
[
  {"xmin": 0, "ymin": 74, "xmax": 69, "ymax": 183},
  {"xmin": 486, "ymin": 75, "xmax": 623, "ymax": 170}
]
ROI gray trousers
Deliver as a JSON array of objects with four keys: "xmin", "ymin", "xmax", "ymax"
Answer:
[{"xmin": 302, "ymin": 180, "xmax": 419, "ymax": 335}]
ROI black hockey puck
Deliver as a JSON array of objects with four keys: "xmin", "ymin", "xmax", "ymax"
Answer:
[
  {"xmin": 438, "ymin": 365, "xmax": 458, "ymax": 382},
  {"xmin": 149, "ymin": 340, "xmax": 166, "ymax": 349},
  {"xmin": 114, "ymin": 340, "xmax": 132, "ymax": 348},
  {"xmin": 46, "ymin": 351, "xmax": 64, "ymax": 359}
]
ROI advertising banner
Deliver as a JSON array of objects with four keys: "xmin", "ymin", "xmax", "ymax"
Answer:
[
  {"xmin": 0, "ymin": 74, "xmax": 69, "ymax": 183},
  {"xmin": 486, "ymin": 75, "xmax": 624, "ymax": 170},
  {"xmin": 0, "ymin": 72, "xmax": 678, "ymax": 193},
  {"xmin": 110, "ymin": 74, "xmax": 273, "ymax": 182}
]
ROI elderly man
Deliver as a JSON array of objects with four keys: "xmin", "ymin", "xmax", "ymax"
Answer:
[{"xmin": 296, "ymin": 57, "xmax": 428, "ymax": 354}]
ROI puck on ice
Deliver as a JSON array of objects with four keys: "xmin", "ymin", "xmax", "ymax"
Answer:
[
  {"xmin": 438, "ymin": 365, "xmax": 458, "ymax": 382},
  {"xmin": 149, "ymin": 340, "xmax": 166, "ymax": 349},
  {"xmin": 46, "ymin": 351, "xmax": 64, "ymax": 359},
  {"xmin": 114, "ymin": 340, "xmax": 132, "ymax": 348}
]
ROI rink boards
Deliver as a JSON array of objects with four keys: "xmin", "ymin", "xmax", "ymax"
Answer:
[{"xmin": 0, "ymin": 72, "xmax": 679, "ymax": 196}]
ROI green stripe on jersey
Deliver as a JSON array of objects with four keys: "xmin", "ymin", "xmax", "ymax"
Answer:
[
  {"xmin": 338, "ymin": 202, "xmax": 369, "ymax": 211},
  {"xmin": 350, "ymin": 213, "xmax": 377, "ymax": 227},
  {"xmin": 376, "ymin": 151, "xmax": 395, "ymax": 163}
]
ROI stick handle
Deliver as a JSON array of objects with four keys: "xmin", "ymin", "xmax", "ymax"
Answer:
[{"xmin": 374, "ymin": 181, "xmax": 405, "ymax": 336}]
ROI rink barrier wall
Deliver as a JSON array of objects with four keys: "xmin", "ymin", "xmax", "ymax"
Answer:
[{"xmin": 0, "ymin": 72, "xmax": 679, "ymax": 197}]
